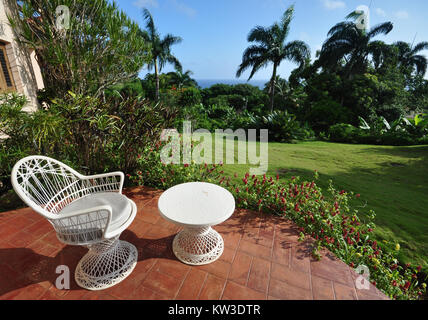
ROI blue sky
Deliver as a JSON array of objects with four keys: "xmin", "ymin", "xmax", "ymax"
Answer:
[{"xmin": 116, "ymin": 0, "xmax": 428, "ymax": 81}]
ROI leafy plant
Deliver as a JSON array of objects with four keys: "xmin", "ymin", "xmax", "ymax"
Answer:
[
  {"xmin": 260, "ymin": 110, "xmax": 312, "ymax": 142},
  {"xmin": 9, "ymin": 0, "xmax": 151, "ymax": 98}
]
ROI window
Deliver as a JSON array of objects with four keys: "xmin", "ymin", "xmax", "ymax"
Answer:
[{"xmin": 0, "ymin": 42, "xmax": 15, "ymax": 92}]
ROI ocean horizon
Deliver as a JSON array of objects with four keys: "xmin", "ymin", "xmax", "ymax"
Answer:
[{"xmin": 196, "ymin": 79, "xmax": 268, "ymax": 89}]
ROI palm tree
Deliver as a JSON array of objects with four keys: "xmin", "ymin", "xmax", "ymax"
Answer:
[
  {"xmin": 236, "ymin": 5, "xmax": 310, "ymax": 112},
  {"xmin": 141, "ymin": 8, "xmax": 182, "ymax": 100},
  {"xmin": 318, "ymin": 11, "xmax": 393, "ymax": 78},
  {"xmin": 393, "ymin": 41, "xmax": 428, "ymax": 76},
  {"xmin": 167, "ymin": 67, "xmax": 197, "ymax": 89}
]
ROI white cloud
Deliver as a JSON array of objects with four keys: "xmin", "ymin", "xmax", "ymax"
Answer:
[
  {"xmin": 299, "ymin": 32, "xmax": 310, "ymax": 42},
  {"xmin": 133, "ymin": 0, "xmax": 158, "ymax": 8},
  {"xmin": 395, "ymin": 10, "xmax": 409, "ymax": 19},
  {"xmin": 323, "ymin": 0, "xmax": 346, "ymax": 10},
  {"xmin": 170, "ymin": 0, "xmax": 196, "ymax": 17},
  {"xmin": 375, "ymin": 8, "xmax": 386, "ymax": 17}
]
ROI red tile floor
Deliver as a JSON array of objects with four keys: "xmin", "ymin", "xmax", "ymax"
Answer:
[{"xmin": 0, "ymin": 186, "xmax": 389, "ymax": 300}]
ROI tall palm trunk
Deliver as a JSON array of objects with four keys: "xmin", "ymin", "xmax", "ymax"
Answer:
[
  {"xmin": 154, "ymin": 58, "xmax": 160, "ymax": 100},
  {"xmin": 269, "ymin": 63, "xmax": 278, "ymax": 112}
]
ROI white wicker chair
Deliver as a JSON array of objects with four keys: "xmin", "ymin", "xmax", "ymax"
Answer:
[{"xmin": 11, "ymin": 155, "xmax": 138, "ymax": 291}]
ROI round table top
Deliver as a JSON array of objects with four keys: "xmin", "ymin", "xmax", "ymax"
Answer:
[{"xmin": 157, "ymin": 182, "xmax": 235, "ymax": 227}]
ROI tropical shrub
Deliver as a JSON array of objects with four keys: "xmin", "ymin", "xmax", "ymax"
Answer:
[
  {"xmin": 178, "ymin": 87, "xmax": 202, "ymax": 107},
  {"xmin": 259, "ymin": 110, "xmax": 314, "ymax": 142},
  {"xmin": 329, "ymin": 123, "xmax": 358, "ymax": 143},
  {"xmin": 0, "ymin": 92, "xmax": 176, "ymax": 205},
  {"xmin": 306, "ymin": 98, "xmax": 352, "ymax": 133},
  {"xmin": 0, "ymin": 93, "xmax": 69, "ymax": 211},
  {"xmin": 329, "ymin": 114, "xmax": 428, "ymax": 146},
  {"xmin": 105, "ymin": 79, "xmax": 145, "ymax": 98},
  {"xmin": 9, "ymin": 0, "xmax": 150, "ymax": 98}
]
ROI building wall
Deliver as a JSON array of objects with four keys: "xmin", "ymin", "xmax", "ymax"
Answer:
[{"xmin": 0, "ymin": 0, "xmax": 44, "ymax": 112}]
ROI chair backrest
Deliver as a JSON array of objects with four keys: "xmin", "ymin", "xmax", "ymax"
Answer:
[{"xmin": 11, "ymin": 156, "xmax": 86, "ymax": 219}]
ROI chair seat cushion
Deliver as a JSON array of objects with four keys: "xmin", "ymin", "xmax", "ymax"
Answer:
[{"xmin": 59, "ymin": 192, "xmax": 132, "ymax": 239}]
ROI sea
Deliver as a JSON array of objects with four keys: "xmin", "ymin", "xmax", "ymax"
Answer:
[{"xmin": 196, "ymin": 79, "xmax": 268, "ymax": 89}]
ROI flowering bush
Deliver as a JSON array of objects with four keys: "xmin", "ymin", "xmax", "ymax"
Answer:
[
  {"xmin": 128, "ymin": 140, "xmax": 222, "ymax": 189},
  {"xmin": 227, "ymin": 172, "xmax": 426, "ymax": 300},
  {"xmin": 129, "ymin": 140, "xmax": 426, "ymax": 300}
]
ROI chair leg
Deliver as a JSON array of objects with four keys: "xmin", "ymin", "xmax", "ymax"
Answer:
[{"xmin": 75, "ymin": 235, "xmax": 138, "ymax": 290}]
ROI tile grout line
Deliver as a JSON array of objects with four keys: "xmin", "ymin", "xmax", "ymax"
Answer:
[
  {"xmin": 331, "ymin": 280, "xmax": 337, "ymax": 300},
  {"xmin": 348, "ymin": 267, "xmax": 359, "ymax": 300},
  {"xmin": 126, "ymin": 256, "xmax": 159, "ymax": 299},
  {"xmin": 219, "ymin": 225, "xmax": 242, "ymax": 300},
  {"xmin": 197, "ymin": 270, "xmax": 209, "ymax": 300},
  {"xmin": 308, "ymin": 259, "xmax": 314, "ymax": 300},
  {"xmin": 266, "ymin": 226, "xmax": 276, "ymax": 300},
  {"xmin": 173, "ymin": 266, "xmax": 192, "ymax": 300},
  {"xmin": 245, "ymin": 256, "xmax": 254, "ymax": 287},
  {"xmin": 195, "ymin": 270, "xmax": 208, "ymax": 300}
]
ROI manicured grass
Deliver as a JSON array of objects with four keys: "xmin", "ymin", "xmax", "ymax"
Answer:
[{"xmin": 213, "ymin": 138, "xmax": 428, "ymax": 270}]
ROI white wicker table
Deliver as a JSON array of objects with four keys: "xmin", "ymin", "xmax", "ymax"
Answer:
[{"xmin": 158, "ymin": 182, "xmax": 235, "ymax": 265}]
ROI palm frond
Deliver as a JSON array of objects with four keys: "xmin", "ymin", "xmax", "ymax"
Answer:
[
  {"xmin": 247, "ymin": 26, "xmax": 271, "ymax": 44},
  {"xmin": 282, "ymin": 40, "xmax": 311, "ymax": 66},
  {"xmin": 411, "ymin": 55, "xmax": 427, "ymax": 75},
  {"xmin": 411, "ymin": 41, "xmax": 428, "ymax": 55},
  {"xmin": 367, "ymin": 22, "xmax": 393, "ymax": 39},
  {"xmin": 142, "ymin": 8, "xmax": 157, "ymax": 40},
  {"xmin": 162, "ymin": 34, "xmax": 183, "ymax": 48}
]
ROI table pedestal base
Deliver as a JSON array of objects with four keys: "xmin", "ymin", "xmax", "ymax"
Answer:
[{"xmin": 173, "ymin": 226, "xmax": 224, "ymax": 265}]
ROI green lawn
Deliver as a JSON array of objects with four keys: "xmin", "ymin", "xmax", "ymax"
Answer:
[{"xmin": 211, "ymin": 137, "xmax": 428, "ymax": 270}]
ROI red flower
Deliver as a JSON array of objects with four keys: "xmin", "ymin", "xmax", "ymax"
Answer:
[
  {"xmin": 417, "ymin": 265, "xmax": 422, "ymax": 272},
  {"xmin": 276, "ymin": 174, "xmax": 280, "ymax": 181},
  {"xmin": 356, "ymin": 194, "xmax": 361, "ymax": 198},
  {"xmin": 392, "ymin": 280, "xmax": 397, "ymax": 287},
  {"xmin": 184, "ymin": 163, "xmax": 189, "ymax": 167},
  {"xmin": 404, "ymin": 281, "xmax": 411, "ymax": 290}
]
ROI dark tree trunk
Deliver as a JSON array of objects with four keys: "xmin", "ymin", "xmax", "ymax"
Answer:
[
  {"xmin": 270, "ymin": 63, "xmax": 278, "ymax": 112},
  {"xmin": 154, "ymin": 59, "xmax": 160, "ymax": 100}
]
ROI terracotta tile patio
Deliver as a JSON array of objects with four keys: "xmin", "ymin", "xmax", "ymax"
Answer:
[{"xmin": 0, "ymin": 186, "xmax": 389, "ymax": 300}]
